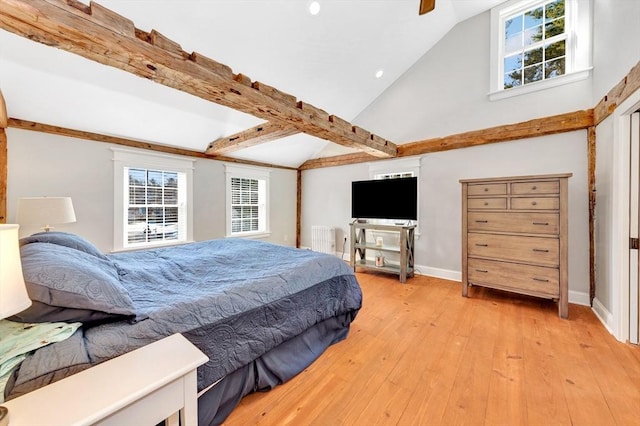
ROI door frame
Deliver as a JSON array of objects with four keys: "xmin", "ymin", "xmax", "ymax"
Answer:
[{"xmin": 611, "ymin": 88, "xmax": 640, "ymax": 342}]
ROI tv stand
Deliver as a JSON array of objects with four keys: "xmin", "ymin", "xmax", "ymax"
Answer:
[{"xmin": 349, "ymin": 222, "xmax": 415, "ymax": 283}]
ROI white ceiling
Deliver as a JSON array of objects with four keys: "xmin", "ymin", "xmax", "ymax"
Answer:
[{"xmin": 0, "ymin": 0, "xmax": 505, "ymax": 168}]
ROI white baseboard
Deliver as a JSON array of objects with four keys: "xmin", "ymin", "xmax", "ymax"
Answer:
[
  {"xmin": 592, "ymin": 297, "xmax": 615, "ymax": 336},
  {"xmin": 414, "ymin": 265, "xmax": 461, "ymax": 282},
  {"xmin": 568, "ymin": 290, "xmax": 590, "ymax": 307}
]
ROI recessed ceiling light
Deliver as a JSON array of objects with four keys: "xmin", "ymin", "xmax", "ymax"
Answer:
[
  {"xmin": 309, "ymin": 1, "xmax": 320, "ymax": 15},
  {"xmin": 375, "ymin": 69, "xmax": 384, "ymax": 79}
]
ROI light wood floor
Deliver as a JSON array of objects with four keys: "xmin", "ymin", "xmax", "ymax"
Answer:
[{"xmin": 222, "ymin": 272, "xmax": 640, "ymax": 425}]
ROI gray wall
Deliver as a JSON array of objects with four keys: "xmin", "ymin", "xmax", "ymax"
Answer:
[
  {"xmin": 301, "ymin": 6, "xmax": 610, "ymax": 304},
  {"xmin": 353, "ymin": 10, "xmax": 592, "ymax": 144},
  {"xmin": 591, "ymin": 0, "xmax": 640, "ymax": 328},
  {"xmin": 303, "ymin": 133, "xmax": 589, "ymax": 301},
  {"xmin": 7, "ymin": 128, "xmax": 297, "ymax": 252}
]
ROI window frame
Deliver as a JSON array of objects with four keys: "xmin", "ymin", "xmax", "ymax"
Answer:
[
  {"xmin": 225, "ymin": 164, "xmax": 271, "ymax": 239},
  {"xmin": 112, "ymin": 148, "xmax": 194, "ymax": 251},
  {"xmin": 368, "ymin": 157, "xmax": 421, "ymax": 236},
  {"xmin": 489, "ymin": 0, "xmax": 592, "ymax": 101}
]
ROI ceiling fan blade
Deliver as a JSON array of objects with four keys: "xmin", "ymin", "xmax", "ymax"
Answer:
[{"xmin": 419, "ymin": 0, "xmax": 436, "ymax": 15}]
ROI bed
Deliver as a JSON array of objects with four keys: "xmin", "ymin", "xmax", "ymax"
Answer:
[{"xmin": 3, "ymin": 232, "xmax": 363, "ymax": 425}]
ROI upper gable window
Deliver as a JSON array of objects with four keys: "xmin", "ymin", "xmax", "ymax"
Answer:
[{"xmin": 489, "ymin": 0, "xmax": 592, "ymax": 100}]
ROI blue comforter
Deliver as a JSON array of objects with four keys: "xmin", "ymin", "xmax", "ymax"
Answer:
[{"xmin": 10, "ymin": 238, "xmax": 362, "ymax": 396}]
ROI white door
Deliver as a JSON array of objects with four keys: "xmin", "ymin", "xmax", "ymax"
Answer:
[{"xmin": 630, "ymin": 111, "xmax": 640, "ymax": 344}]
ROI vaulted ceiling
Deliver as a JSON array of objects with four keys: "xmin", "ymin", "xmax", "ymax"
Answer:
[{"xmin": 0, "ymin": 0, "xmax": 506, "ymax": 168}]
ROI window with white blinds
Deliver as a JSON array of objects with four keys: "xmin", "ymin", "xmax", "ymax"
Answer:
[
  {"xmin": 225, "ymin": 165, "xmax": 270, "ymax": 237},
  {"xmin": 126, "ymin": 168, "xmax": 184, "ymax": 245},
  {"xmin": 112, "ymin": 148, "xmax": 193, "ymax": 251},
  {"xmin": 230, "ymin": 177, "xmax": 261, "ymax": 234}
]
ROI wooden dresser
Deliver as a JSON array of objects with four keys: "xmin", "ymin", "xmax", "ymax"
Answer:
[{"xmin": 460, "ymin": 173, "xmax": 572, "ymax": 318}]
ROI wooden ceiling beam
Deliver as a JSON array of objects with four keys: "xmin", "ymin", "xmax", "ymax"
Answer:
[
  {"xmin": 300, "ymin": 110, "xmax": 594, "ymax": 170},
  {"xmin": 594, "ymin": 59, "xmax": 640, "ymax": 126},
  {"xmin": 206, "ymin": 122, "xmax": 299, "ymax": 156},
  {"xmin": 0, "ymin": 0, "xmax": 397, "ymax": 158},
  {"xmin": 7, "ymin": 118, "xmax": 297, "ymax": 170},
  {"xmin": 0, "ymin": 89, "xmax": 7, "ymax": 128}
]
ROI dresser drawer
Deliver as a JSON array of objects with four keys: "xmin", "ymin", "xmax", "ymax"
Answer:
[
  {"xmin": 468, "ymin": 212, "xmax": 559, "ymax": 234},
  {"xmin": 467, "ymin": 198, "xmax": 507, "ymax": 210},
  {"xmin": 468, "ymin": 233, "xmax": 559, "ymax": 267},
  {"xmin": 468, "ymin": 258, "xmax": 559, "ymax": 298},
  {"xmin": 511, "ymin": 180, "xmax": 559, "ymax": 195},
  {"xmin": 511, "ymin": 197, "xmax": 559, "ymax": 210},
  {"xmin": 468, "ymin": 183, "xmax": 507, "ymax": 196}
]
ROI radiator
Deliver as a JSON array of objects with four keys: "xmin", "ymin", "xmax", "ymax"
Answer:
[{"xmin": 311, "ymin": 226, "xmax": 336, "ymax": 255}]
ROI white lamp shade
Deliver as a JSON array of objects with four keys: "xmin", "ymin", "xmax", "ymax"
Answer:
[
  {"xmin": 17, "ymin": 197, "xmax": 76, "ymax": 231},
  {"xmin": 0, "ymin": 224, "xmax": 31, "ymax": 318}
]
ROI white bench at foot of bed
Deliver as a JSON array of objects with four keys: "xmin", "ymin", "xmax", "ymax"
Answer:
[{"xmin": 2, "ymin": 333, "xmax": 209, "ymax": 426}]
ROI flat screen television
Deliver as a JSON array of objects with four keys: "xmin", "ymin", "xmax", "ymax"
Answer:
[{"xmin": 351, "ymin": 177, "xmax": 417, "ymax": 220}]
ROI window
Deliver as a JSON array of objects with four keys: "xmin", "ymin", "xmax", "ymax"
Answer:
[
  {"xmin": 113, "ymin": 149, "xmax": 194, "ymax": 251},
  {"xmin": 127, "ymin": 168, "xmax": 181, "ymax": 245},
  {"xmin": 369, "ymin": 157, "xmax": 421, "ymax": 231},
  {"xmin": 374, "ymin": 171, "xmax": 414, "ymax": 180},
  {"xmin": 503, "ymin": 0, "xmax": 566, "ymax": 89},
  {"xmin": 225, "ymin": 165, "xmax": 270, "ymax": 237},
  {"xmin": 490, "ymin": 0, "xmax": 591, "ymax": 100}
]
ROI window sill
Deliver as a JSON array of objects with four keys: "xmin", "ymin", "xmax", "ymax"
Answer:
[
  {"xmin": 111, "ymin": 239, "xmax": 195, "ymax": 253},
  {"xmin": 226, "ymin": 231, "xmax": 271, "ymax": 240},
  {"xmin": 488, "ymin": 68, "xmax": 592, "ymax": 101}
]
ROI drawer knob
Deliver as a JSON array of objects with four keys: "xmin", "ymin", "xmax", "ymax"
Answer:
[
  {"xmin": 484, "ymin": 188, "xmax": 489, "ymax": 192},
  {"xmin": 533, "ymin": 248, "xmax": 549, "ymax": 252},
  {"xmin": 533, "ymin": 277, "xmax": 549, "ymax": 282},
  {"xmin": 532, "ymin": 201, "xmax": 537, "ymax": 206},
  {"xmin": 475, "ymin": 269, "xmax": 488, "ymax": 273},
  {"xmin": 484, "ymin": 202, "xmax": 489, "ymax": 206},
  {"xmin": 532, "ymin": 185, "xmax": 537, "ymax": 190},
  {"xmin": 475, "ymin": 220, "xmax": 488, "ymax": 223},
  {"xmin": 532, "ymin": 222, "xmax": 549, "ymax": 226},
  {"xmin": 475, "ymin": 243, "xmax": 488, "ymax": 247}
]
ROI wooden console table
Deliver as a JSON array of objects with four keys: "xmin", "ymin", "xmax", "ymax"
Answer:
[{"xmin": 350, "ymin": 222, "xmax": 415, "ymax": 283}]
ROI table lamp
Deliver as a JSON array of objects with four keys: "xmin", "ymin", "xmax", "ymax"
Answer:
[{"xmin": 17, "ymin": 197, "xmax": 76, "ymax": 232}]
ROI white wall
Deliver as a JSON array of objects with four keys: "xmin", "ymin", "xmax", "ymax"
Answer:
[
  {"xmin": 592, "ymin": 0, "xmax": 640, "ymax": 102},
  {"xmin": 590, "ymin": 0, "xmax": 640, "ymax": 338},
  {"xmin": 303, "ymin": 133, "xmax": 590, "ymax": 301},
  {"xmin": 303, "ymin": 6, "xmax": 602, "ymax": 303},
  {"xmin": 353, "ymin": 10, "xmax": 593, "ymax": 144},
  {"xmin": 6, "ymin": 128, "xmax": 297, "ymax": 252}
]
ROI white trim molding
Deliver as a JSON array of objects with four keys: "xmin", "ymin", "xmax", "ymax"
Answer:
[
  {"xmin": 489, "ymin": 0, "xmax": 592, "ymax": 101},
  {"xmin": 112, "ymin": 148, "xmax": 194, "ymax": 252},
  {"xmin": 224, "ymin": 163, "xmax": 271, "ymax": 239}
]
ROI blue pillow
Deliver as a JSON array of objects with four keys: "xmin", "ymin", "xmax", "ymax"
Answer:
[
  {"xmin": 11, "ymin": 243, "xmax": 138, "ymax": 324},
  {"xmin": 19, "ymin": 232, "xmax": 107, "ymax": 260}
]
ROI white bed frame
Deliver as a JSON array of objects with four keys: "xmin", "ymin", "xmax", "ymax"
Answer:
[{"xmin": 2, "ymin": 333, "xmax": 208, "ymax": 426}]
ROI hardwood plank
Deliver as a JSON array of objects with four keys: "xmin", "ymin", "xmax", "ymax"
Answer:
[
  {"xmin": 521, "ymin": 302, "xmax": 572, "ymax": 425},
  {"xmin": 223, "ymin": 274, "xmax": 640, "ymax": 426},
  {"xmin": 545, "ymin": 307, "xmax": 616, "ymax": 425},
  {"xmin": 484, "ymin": 301, "xmax": 526, "ymax": 426},
  {"xmin": 570, "ymin": 315, "xmax": 640, "ymax": 425},
  {"xmin": 0, "ymin": 0, "xmax": 397, "ymax": 158}
]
